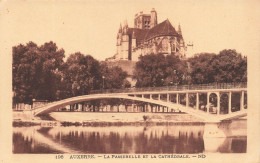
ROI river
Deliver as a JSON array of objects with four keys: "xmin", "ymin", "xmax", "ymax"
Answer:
[{"xmin": 13, "ymin": 119, "xmax": 246, "ymax": 154}]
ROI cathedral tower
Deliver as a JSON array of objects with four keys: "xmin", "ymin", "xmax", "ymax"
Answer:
[{"xmin": 150, "ymin": 8, "xmax": 157, "ymax": 28}]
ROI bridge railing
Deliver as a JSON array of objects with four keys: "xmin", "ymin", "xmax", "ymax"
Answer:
[{"xmin": 90, "ymin": 82, "xmax": 247, "ymax": 94}]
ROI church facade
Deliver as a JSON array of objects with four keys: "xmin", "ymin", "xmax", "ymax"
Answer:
[{"xmin": 114, "ymin": 8, "xmax": 186, "ymax": 61}]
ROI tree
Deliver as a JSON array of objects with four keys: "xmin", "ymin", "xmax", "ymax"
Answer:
[
  {"xmin": 100, "ymin": 62, "xmax": 128, "ymax": 89},
  {"xmin": 12, "ymin": 41, "xmax": 65, "ymax": 104},
  {"xmin": 188, "ymin": 53, "xmax": 216, "ymax": 84},
  {"xmin": 133, "ymin": 53, "xmax": 186, "ymax": 87},
  {"xmin": 165, "ymin": 54, "xmax": 187, "ymax": 85},
  {"xmin": 188, "ymin": 49, "xmax": 247, "ymax": 84},
  {"xmin": 209, "ymin": 49, "xmax": 247, "ymax": 83},
  {"xmin": 62, "ymin": 52, "xmax": 102, "ymax": 97}
]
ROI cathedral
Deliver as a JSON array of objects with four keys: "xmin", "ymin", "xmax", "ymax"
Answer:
[{"xmin": 114, "ymin": 8, "xmax": 186, "ymax": 61}]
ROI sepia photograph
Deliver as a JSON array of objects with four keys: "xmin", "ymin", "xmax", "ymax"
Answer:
[{"xmin": 0, "ymin": 0, "xmax": 260, "ymax": 162}]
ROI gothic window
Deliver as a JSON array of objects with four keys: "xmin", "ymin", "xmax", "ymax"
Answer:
[{"xmin": 162, "ymin": 38, "xmax": 168, "ymax": 52}]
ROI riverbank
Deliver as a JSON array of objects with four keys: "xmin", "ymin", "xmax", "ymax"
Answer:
[
  {"xmin": 13, "ymin": 111, "xmax": 206, "ymax": 127},
  {"xmin": 13, "ymin": 120, "xmax": 205, "ymax": 127},
  {"xmin": 50, "ymin": 112, "xmax": 204, "ymax": 123}
]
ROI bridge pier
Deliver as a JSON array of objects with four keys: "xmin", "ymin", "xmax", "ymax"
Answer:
[
  {"xmin": 186, "ymin": 93, "xmax": 189, "ymax": 108},
  {"xmin": 229, "ymin": 92, "xmax": 232, "ymax": 114},
  {"xmin": 203, "ymin": 121, "xmax": 234, "ymax": 152},
  {"xmin": 176, "ymin": 93, "xmax": 179, "ymax": 104},
  {"xmin": 196, "ymin": 93, "xmax": 199, "ymax": 110},
  {"xmin": 204, "ymin": 136, "xmax": 226, "ymax": 152},
  {"xmin": 216, "ymin": 92, "xmax": 220, "ymax": 115},
  {"xmin": 207, "ymin": 92, "xmax": 210, "ymax": 113},
  {"xmin": 203, "ymin": 122, "xmax": 226, "ymax": 138},
  {"xmin": 240, "ymin": 91, "xmax": 244, "ymax": 110}
]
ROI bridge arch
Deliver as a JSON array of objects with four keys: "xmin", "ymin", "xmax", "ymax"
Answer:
[
  {"xmin": 33, "ymin": 93, "xmax": 214, "ymax": 121},
  {"xmin": 32, "ymin": 88, "xmax": 248, "ymax": 123}
]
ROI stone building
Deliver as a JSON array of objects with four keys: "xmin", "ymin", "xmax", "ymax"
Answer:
[{"xmin": 114, "ymin": 8, "xmax": 186, "ymax": 61}]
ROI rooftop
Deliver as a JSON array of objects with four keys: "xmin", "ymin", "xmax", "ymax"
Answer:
[{"xmin": 128, "ymin": 19, "xmax": 180, "ymax": 46}]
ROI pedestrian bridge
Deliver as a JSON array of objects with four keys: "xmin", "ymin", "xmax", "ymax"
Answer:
[{"xmin": 33, "ymin": 84, "xmax": 247, "ymax": 123}]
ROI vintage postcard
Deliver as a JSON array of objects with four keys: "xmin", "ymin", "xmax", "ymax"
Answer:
[{"xmin": 0, "ymin": 0, "xmax": 260, "ymax": 163}]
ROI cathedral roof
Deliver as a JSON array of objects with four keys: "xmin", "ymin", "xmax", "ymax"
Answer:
[
  {"xmin": 144, "ymin": 19, "xmax": 179, "ymax": 40},
  {"xmin": 128, "ymin": 19, "xmax": 180, "ymax": 46},
  {"xmin": 127, "ymin": 28, "xmax": 149, "ymax": 45}
]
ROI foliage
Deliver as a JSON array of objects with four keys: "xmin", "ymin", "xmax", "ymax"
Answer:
[
  {"xmin": 12, "ymin": 41, "xmax": 65, "ymax": 104},
  {"xmin": 12, "ymin": 42, "xmax": 129, "ymax": 104},
  {"xmin": 188, "ymin": 53, "xmax": 216, "ymax": 84},
  {"xmin": 61, "ymin": 52, "xmax": 102, "ymax": 97},
  {"xmin": 56, "ymin": 53, "xmax": 129, "ymax": 98},
  {"xmin": 143, "ymin": 115, "xmax": 148, "ymax": 121},
  {"xmin": 210, "ymin": 49, "xmax": 247, "ymax": 83},
  {"xmin": 188, "ymin": 49, "xmax": 247, "ymax": 84},
  {"xmin": 133, "ymin": 53, "xmax": 187, "ymax": 87},
  {"xmin": 100, "ymin": 62, "xmax": 128, "ymax": 89},
  {"xmin": 165, "ymin": 54, "xmax": 188, "ymax": 85}
]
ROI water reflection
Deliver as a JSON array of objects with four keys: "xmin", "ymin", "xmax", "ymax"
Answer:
[{"xmin": 13, "ymin": 123, "xmax": 246, "ymax": 154}]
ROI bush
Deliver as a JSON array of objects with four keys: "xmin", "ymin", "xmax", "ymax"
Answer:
[{"xmin": 143, "ymin": 115, "xmax": 148, "ymax": 121}]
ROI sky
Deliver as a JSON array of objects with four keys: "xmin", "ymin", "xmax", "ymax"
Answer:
[{"xmin": 0, "ymin": 0, "xmax": 260, "ymax": 60}]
